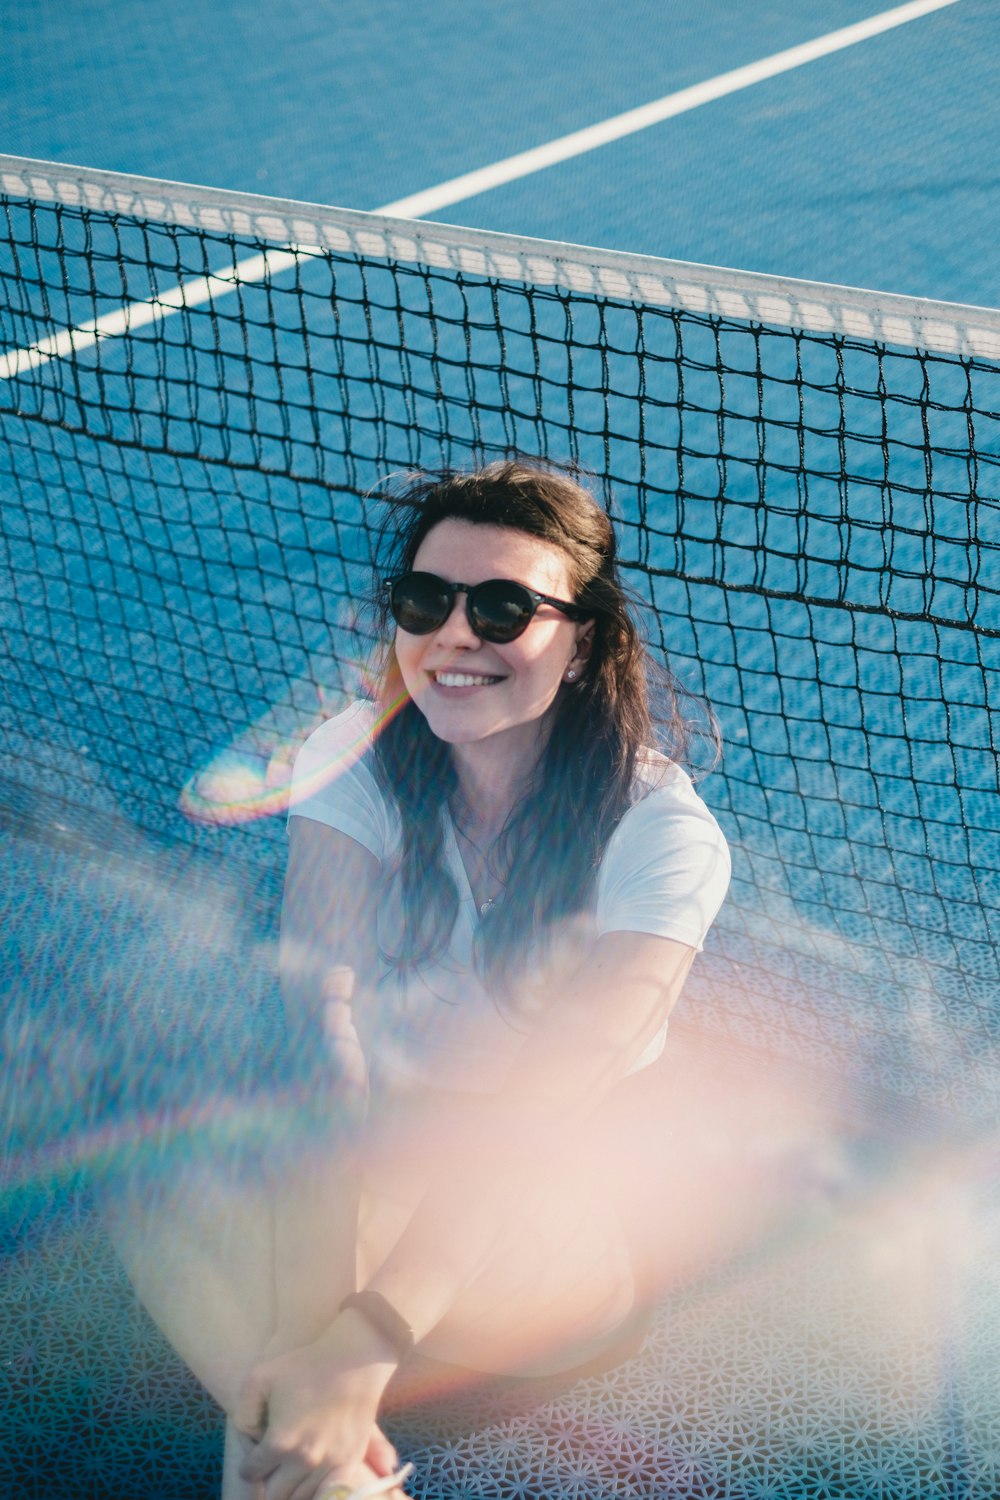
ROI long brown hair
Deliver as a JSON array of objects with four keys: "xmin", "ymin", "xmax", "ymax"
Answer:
[{"xmin": 369, "ymin": 459, "xmax": 697, "ymax": 994}]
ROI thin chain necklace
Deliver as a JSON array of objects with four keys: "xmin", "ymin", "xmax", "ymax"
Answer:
[{"xmin": 451, "ymin": 809, "xmax": 505, "ymax": 918}]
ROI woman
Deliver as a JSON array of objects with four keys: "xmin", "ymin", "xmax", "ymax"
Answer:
[{"xmin": 113, "ymin": 459, "xmax": 731, "ymax": 1500}]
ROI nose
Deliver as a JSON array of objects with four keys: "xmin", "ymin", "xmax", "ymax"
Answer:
[{"xmin": 433, "ymin": 589, "xmax": 480, "ymax": 648}]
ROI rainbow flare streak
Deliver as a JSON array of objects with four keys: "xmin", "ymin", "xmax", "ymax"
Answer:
[{"xmin": 178, "ymin": 684, "xmax": 410, "ymax": 827}]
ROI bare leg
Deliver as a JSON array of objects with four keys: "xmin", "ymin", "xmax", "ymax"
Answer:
[
  {"xmin": 267, "ymin": 1141, "xmax": 363, "ymax": 1351},
  {"xmin": 101, "ymin": 1155, "xmax": 278, "ymax": 1414},
  {"xmin": 100, "ymin": 1130, "xmax": 362, "ymax": 1395},
  {"xmin": 222, "ymin": 1418, "xmax": 267, "ymax": 1500},
  {"xmin": 358, "ymin": 1163, "xmax": 636, "ymax": 1385},
  {"xmin": 425, "ymin": 1175, "xmax": 635, "ymax": 1376},
  {"xmin": 363, "ymin": 1030, "xmax": 845, "ymax": 1398}
]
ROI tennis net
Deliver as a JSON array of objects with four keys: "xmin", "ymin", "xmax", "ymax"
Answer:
[{"xmin": 1, "ymin": 154, "xmax": 998, "ymax": 1126}]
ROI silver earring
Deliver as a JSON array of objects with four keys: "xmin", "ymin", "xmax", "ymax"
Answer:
[{"xmin": 565, "ymin": 669, "xmax": 577, "ymax": 681}]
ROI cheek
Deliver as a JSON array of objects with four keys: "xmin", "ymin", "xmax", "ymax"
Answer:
[
  {"xmin": 392, "ymin": 633, "xmax": 421, "ymax": 685},
  {"xmin": 522, "ymin": 626, "xmax": 573, "ymax": 671},
  {"xmin": 506, "ymin": 638, "xmax": 569, "ymax": 692}
]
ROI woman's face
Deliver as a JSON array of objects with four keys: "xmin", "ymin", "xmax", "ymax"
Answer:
[{"xmin": 393, "ymin": 519, "xmax": 593, "ymax": 761}]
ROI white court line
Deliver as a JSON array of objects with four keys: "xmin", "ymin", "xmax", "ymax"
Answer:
[
  {"xmin": 0, "ymin": 250, "xmax": 298, "ymax": 380},
  {"xmin": 378, "ymin": 0, "xmax": 963, "ymax": 219},
  {"xmin": 0, "ymin": 0, "xmax": 962, "ymax": 381}
]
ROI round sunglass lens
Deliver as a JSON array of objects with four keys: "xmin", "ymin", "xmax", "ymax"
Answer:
[
  {"xmin": 391, "ymin": 574, "xmax": 451, "ymax": 634},
  {"xmin": 470, "ymin": 581, "xmax": 534, "ymax": 642}
]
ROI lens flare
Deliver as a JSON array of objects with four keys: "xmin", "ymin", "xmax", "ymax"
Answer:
[{"xmin": 178, "ymin": 682, "xmax": 410, "ymax": 827}]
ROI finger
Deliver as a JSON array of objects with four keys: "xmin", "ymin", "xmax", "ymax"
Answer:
[
  {"xmin": 239, "ymin": 1437, "xmax": 283, "ymax": 1484},
  {"xmin": 262, "ymin": 1453, "xmax": 316, "ymax": 1500},
  {"xmin": 345, "ymin": 1465, "xmax": 416, "ymax": 1499},
  {"xmin": 324, "ymin": 999, "xmax": 364, "ymax": 1048},
  {"xmin": 364, "ymin": 1424, "xmax": 399, "ymax": 1477},
  {"xmin": 286, "ymin": 1462, "xmax": 338, "ymax": 1500},
  {"xmin": 235, "ymin": 1368, "xmax": 269, "ymax": 1441}
]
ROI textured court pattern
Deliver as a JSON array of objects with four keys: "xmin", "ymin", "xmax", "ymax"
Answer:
[
  {"xmin": 3, "ymin": 1181, "xmax": 998, "ymax": 1499},
  {"xmin": 3, "ymin": 831, "xmax": 998, "ymax": 1500}
]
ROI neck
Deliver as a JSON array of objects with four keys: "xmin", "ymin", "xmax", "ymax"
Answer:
[{"xmin": 448, "ymin": 733, "xmax": 541, "ymax": 840}]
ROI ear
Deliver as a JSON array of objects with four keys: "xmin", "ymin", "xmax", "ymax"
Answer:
[{"xmin": 568, "ymin": 619, "xmax": 594, "ymax": 672}]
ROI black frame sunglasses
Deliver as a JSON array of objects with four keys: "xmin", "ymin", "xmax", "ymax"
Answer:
[{"xmin": 384, "ymin": 571, "xmax": 588, "ymax": 644}]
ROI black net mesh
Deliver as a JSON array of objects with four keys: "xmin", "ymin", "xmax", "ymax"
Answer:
[{"xmin": 1, "ymin": 162, "xmax": 998, "ymax": 1498}]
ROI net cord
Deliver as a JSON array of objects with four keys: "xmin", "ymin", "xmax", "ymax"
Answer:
[{"xmin": 3, "ymin": 153, "xmax": 1000, "ymax": 381}]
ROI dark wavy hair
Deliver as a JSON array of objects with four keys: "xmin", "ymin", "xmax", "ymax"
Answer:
[{"xmin": 369, "ymin": 459, "xmax": 699, "ymax": 996}]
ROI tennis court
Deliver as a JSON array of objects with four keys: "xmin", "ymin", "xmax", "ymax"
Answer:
[
  {"xmin": 2, "ymin": 3, "xmax": 999, "ymax": 1498},
  {"xmin": 6, "ymin": 0, "xmax": 1000, "ymax": 303}
]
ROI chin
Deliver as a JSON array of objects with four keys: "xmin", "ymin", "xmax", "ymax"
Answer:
[
  {"xmin": 418, "ymin": 711, "xmax": 497, "ymax": 746},
  {"xmin": 411, "ymin": 696, "xmax": 511, "ymax": 746}
]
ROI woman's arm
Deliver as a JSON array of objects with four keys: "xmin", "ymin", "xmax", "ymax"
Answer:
[
  {"xmin": 267, "ymin": 816, "xmax": 383, "ymax": 1350},
  {"xmin": 363, "ymin": 929, "xmax": 696, "ymax": 1342},
  {"xmin": 279, "ymin": 813, "xmax": 381, "ymax": 1059}
]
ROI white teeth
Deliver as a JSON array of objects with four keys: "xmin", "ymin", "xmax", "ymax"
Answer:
[{"xmin": 434, "ymin": 671, "xmax": 500, "ymax": 688}]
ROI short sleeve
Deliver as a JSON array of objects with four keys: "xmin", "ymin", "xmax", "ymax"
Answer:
[
  {"xmin": 287, "ymin": 700, "xmax": 395, "ymax": 862},
  {"xmin": 595, "ymin": 768, "xmax": 731, "ymax": 952}
]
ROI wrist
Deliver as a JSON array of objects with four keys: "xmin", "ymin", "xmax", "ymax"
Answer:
[
  {"xmin": 331, "ymin": 1306, "xmax": 406, "ymax": 1375},
  {"xmin": 338, "ymin": 1289, "xmax": 415, "ymax": 1364}
]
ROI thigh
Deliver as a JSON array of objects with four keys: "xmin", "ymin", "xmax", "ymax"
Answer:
[
  {"xmin": 423, "ymin": 1165, "xmax": 635, "ymax": 1376},
  {"xmin": 101, "ymin": 1160, "xmax": 277, "ymax": 1411},
  {"xmin": 358, "ymin": 1145, "xmax": 635, "ymax": 1379},
  {"xmin": 593, "ymin": 1028, "xmax": 849, "ymax": 1303}
]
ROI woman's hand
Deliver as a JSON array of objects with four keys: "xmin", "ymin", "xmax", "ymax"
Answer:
[
  {"xmin": 322, "ymin": 966, "xmax": 369, "ymax": 1104},
  {"xmin": 236, "ymin": 1313, "xmax": 401, "ymax": 1500}
]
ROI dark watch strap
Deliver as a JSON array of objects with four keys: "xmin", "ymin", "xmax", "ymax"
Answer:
[{"xmin": 339, "ymin": 1289, "xmax": 415, "ymax": 1360}]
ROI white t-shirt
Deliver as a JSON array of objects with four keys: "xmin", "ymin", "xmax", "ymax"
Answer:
[{"xmin": 289, "ymin": 701, "xmax": 731, "ymax": 1093}]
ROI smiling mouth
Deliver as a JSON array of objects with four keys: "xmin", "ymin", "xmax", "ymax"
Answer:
[{"xmin": 432, "ymin": 670, "xmax": 504, "ymax": 688}]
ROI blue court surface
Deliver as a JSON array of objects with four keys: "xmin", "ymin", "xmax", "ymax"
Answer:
[
  {"xmin": 4, "ymin": 0, "xmax": 999, "ymax": 305},
  {"xmin": 2, "ymin": 4, "xmax": 999, "ymax": 1500}
]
